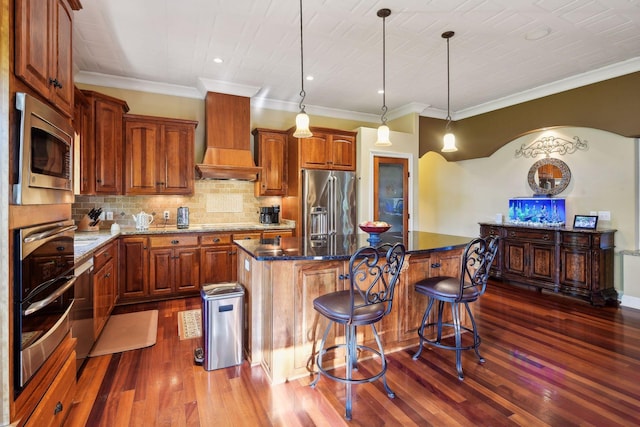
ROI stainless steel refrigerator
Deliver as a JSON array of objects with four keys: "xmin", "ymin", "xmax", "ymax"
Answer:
[{"xmin": 302, "ymin": 169, "xmax": 357, "ymax": 238}]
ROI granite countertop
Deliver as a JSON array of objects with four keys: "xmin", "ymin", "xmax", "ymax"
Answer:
[
  {"xmin": 74, "ymin": 220, "xmax": 295, "ymax": 263},
  {"xmin": 235, "ymin": 231, "xmax": 473, "ymax": 261}
]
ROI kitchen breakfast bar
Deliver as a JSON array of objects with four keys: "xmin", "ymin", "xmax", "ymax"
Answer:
[{"xmin": 234, "ymin": 232, "xmax": 472, "ymax": 384}]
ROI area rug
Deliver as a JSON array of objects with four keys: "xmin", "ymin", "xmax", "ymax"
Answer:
[
  {"xmin": 89, "ymin": 310, "xmax": 158, "ymax": 357},
  {"xmin": 178, "ymin": 309, "xmax": 202, "ymax": 340}
]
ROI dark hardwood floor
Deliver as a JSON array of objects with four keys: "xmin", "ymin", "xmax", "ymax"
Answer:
[{"xmin": 65, "ymin": 281, "xmax": 640, "ymax": 426}]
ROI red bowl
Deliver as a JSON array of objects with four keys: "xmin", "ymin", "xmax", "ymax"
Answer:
[{"xmin": 359, "ymin": 224, "xmax": 391, "ymax": 234}]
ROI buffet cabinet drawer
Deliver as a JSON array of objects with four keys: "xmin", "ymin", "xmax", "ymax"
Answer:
[
  {"xmin": 199, "ymin": 233, "xmax": 233, "ymax": 246},
  {"xmin": 93, "ymin": 240, "xmax": 116, "ymax": 271},
  {"xmin": 505, "ymin": 228, "xmax": 555, "ymax": 243},
  {"xmin": 149, "ymin": 234, "xmax": 199, "ymax": 248},
  {"xmin": 561, "ymin": 232, "xmax": 591, "ymax": 248},
  {"xmin": 25, "ymin": 351, "xmax": 76, "ymax": 427}
]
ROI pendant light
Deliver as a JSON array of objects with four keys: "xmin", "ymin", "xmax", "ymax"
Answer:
[
  {"xmin": 293, "ymin": 0, "xmax": 312, "ymax": 138},
  {"xmin": 441, "ymin": 30, "xmax": 457, "ymax": 152},
  {"xmin": 375, "ymin": 8, "xmax": 392, "ymax": 146}
]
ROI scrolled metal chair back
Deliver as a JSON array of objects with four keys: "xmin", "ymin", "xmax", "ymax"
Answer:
[
  {"xmin": 348, "ymin": 242, "xmax": 406, "ymax": 322},
  {"xmin": 459, "ymin": 236, "xmax": 499, "ymax": 301}
]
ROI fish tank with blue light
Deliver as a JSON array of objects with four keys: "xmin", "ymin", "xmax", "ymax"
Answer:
[{"xmin": 508, "ymin": 197, "xmax": 566, "ymax": 226}]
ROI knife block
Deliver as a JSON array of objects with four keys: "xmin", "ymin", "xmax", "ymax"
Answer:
[{"xmin": 77, "ymin": 215, "xmax": 100, "ymax": 232}]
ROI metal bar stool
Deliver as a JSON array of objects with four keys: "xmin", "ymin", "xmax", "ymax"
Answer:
[
  {"xmin": 412, "ymin": 236, "xmax": 499, "ymax": 380},
  {"xmin": 310, "ymin": 243, "xmax": 406, "ymax": 420}
]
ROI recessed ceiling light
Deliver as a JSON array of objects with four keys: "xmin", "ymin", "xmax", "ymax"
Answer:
[
  {"xmin": 306, "ymin": 75, "xmax": 314, "ymax": 81},
  {"xmin": 213, "ymin": 57, "xmax": 223, "ymax": 64},
  {"xmin": 525, "ymin": 27, "xmax": 551, "ymax": 41},
  {"xmin": 378, "ymin": 89, "xmax": 384, "ymax": 94}
]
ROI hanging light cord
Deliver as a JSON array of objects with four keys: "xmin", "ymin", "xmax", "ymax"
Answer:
[
  {"xmin": 298, "ymin": 0, "xmax": 307, "ymax": 113},
  {"xmin": 445, "ymin": 32, "xmax": 452, "ymax": 130},
  {"xmin": 380, "ymin": 11, "xmax": 388, "ymax": 125}
]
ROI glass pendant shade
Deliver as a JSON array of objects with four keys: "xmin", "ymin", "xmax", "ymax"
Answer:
[
  {"xmin": 293, "ymin": 112, "xmax": 312, "ymax": 138},
  {"xmin": 375, "ymin": 124, "xmax": 392, "ymax": 146},
  {"xmin": 442, "ymin": 131, "xmax": 457, "ymax": 152}
]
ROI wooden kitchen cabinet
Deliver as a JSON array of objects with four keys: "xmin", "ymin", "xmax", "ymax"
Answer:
[
  {"xmin": 14, "ymin": 0, "xmax": 77, "ymax": 116},
  {"xmin": 149, "ymin": 234, "xmax": 200, "ymax": 297},
  {"xmin": 397, "ymin": 248, "xmax": 465, "ymax": 342},
  {"xmin": 288, "ymin": 127, "xmax": 357, "ymax": 171},
  {"xmin": 124, "ymin": 114, "xmax": 198, "ymax": 195},
  {"xmin": 253, "ymin": 129, "xmax": 288, "ymax": 196},
  {"xmin": 480, "ymin": 223, "xmax": 617, "ymax": 305},
  {"xmin": 73, "ymin": 87, "xmax": 93, "ymax": 195},
  {"xmin": 80, "ymin": 90, "xmax": 129, "ymax": 195},
  {"xmin": 93, "ymin": 240, "xmax": 118, "ymax": 339},
  {"xmin": 118, "ymin": 236, "xmax": 149, "ymax": 301},
  {"xmin": 200, "ymin": 233, "xmax": 234, "ymax": 285}
]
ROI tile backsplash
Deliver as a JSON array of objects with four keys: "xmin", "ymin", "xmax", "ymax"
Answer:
[{"xmin": 72, "ymin": 180, "xmax": 282, "ymax": 229}]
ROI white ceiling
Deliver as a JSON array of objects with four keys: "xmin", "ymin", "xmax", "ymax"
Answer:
[{"xmin": 72, "ymin": 0, "xmax": 640, "ymax": 122}]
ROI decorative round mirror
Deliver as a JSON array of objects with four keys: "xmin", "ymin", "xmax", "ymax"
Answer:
[{"xmin": 527, "ymin": 158, "xmax": 571, "ymax": 196}]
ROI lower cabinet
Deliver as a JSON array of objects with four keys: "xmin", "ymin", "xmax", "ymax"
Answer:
[
  {"xmin": 93, "ymin": 240, "xmax": 118, "ymax": 338},
  {"xmin": 24, "ymin": 350, "xmax": 76, "ymax": 427},
  {"xmin": 149, "ymin": 234, "xmax": 200, "ymax": 297},
  {"xmin": 119, "ymin": 229, "xmax": 287, "ymax": 304},
  {"xmin": 397, "ymin": 248, "xmax": 465, "ymax": 343},
  {"xmin": 480, "ymin": 223, "xmax": 617, "ymax": 305}
]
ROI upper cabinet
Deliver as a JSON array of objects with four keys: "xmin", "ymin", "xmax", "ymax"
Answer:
[
  {"xmin": 124, "ymin": 114, "xmax": 198, "ymax": 195},
  {"xmin": 253, "ymin": 128, "xmax": 288, "ymax": 196},
  {"xmin": 15, "ymin": 0, "xmax": 76, "ymax": 117},
  {"xmin": 77, "ymin": 90, "xmax": 129, "ymax": 195},
  {"xmin": 288, "ymin": 127, "xmax": 356, "ymax": 171}
]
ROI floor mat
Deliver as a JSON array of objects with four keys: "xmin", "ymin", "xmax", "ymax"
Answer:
[
  {"xmin": 89, "ymin": 310, "xmax": 158, "ymax": 357},
  {"xmin": 178, "ymin": 309, "xmax": 202, "ymax": 340}
]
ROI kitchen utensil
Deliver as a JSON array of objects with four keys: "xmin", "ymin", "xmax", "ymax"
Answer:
[
  {"xmin": 177, "ymin": 207, "xmax": 189, "ymax": 229},
  {"xmin": 133, "ymin": 211, "xmax": 154, "ymax": 230}
]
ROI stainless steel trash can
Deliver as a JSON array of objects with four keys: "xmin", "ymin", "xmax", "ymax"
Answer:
[{"xmin": 201, "ymin": 282, "xmax": 245, "ymax": 370}]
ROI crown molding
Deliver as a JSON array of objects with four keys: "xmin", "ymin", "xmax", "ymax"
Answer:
[
  {"xmin": 452, "ymin": 57, "xmax": 640, "ymax": 119},
  {"xmin": 74, "ymin": 71, "xmax": 201, "ymax": 99}
]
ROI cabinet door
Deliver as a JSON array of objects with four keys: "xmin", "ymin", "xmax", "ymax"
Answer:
[
  {"xmin": 51, "ymin": 0, "xmax": 73, "ymax": 115},
  {"xmin": 503, "ymin": 240, "xmax": 527, "ymax": 277},
  {"xmin": 299, "ymin": 133, "xmax": 330, "ymax": 168},
  {"xmin": 15, "ymin": 0, "xmax": 52, "ymax": 102},
  {"xmin": 124, "ymin": 119, "xmax": 159, "ymax": 194},
  {"xmin": 119, "ymin": 237, "xmax": 148, "ymax": 300},
  {"xmin": 200, "ymin": 246, "xmax": 233, "ymax": 285},
  {"xmin": 529, "ymin": 243, "xmax": 556, "ymax": 282},
  {"xmin": 293, "ymin": 261, "xmax": 346, "ymax": 371},
  {"xmin": 254, "ymin": 130, "xmax": 287, "ymax": 196},
  {"xmin": 329, "ymin": 133, "xmax": 356, "ymax": 170},
  {"xmin": 94, "ymin": 99, "xmax": 124, "ymax": 194},
  {"xmin": 74, "ymin": 88, "xmax": 95, "ymax": 195},
  {"xmin": 162, "ymin": 123, "xmax": 194, "ymax": 194},
  {"xmin": 149, "ymin": 248, "xmax": 174, "ymax": 297},
  {"xmin": 559, "ymin": 247, "xmax": 591, "ymax": 289},
  {"xmin": 93, "ymin": 260, "xmax": 114, "ymax": 339},
  {"xmin": 174, "ymin": 247, "xmax": 200, "ymax": 293}
]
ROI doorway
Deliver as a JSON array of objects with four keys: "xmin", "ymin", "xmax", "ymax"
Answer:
[{"xmin": 373, "ymin": 156, "xmax": 409, "ymax": 241}]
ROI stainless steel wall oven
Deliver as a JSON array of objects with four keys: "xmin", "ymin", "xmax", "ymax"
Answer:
[{"xmin": 13, "ymin": 219, "xmax": 77, "ymax": 395}]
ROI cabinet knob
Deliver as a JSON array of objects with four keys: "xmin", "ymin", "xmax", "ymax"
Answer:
[
  {"xmin": 105, "ymin": 272, "xmax": 111, "ymax": 278},
  {"xmin": 143, "ymin": 246, "xmax": 148, "ymax": 250},
  {"xmin": 96, "ymin": 179, "xmax": 102, "ymax": 183},
  {"xmin": 171, "ymin": 240, "xmax": 179, "ymax": 244},
  {"xmin": 49, "ymin": 77, "xmax": 62, "ymax": 88},
  {"xmin": 213, "ymin": 238, "xmax": 220, "ymax": 243},
  {"xmin": 431, "ymin": 263, "xmax": 441, "ymax": 268},
  {"xmin": 54, "ymin": 402, "xmax": 63, "ymax": 415}
]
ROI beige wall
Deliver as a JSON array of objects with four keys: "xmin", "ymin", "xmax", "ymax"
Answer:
[{"xmin": 418, "ymin": 127, "xmax": 637, "ymax": 298}]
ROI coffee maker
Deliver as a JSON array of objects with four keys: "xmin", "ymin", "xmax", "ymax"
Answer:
[{"xmin": 259, "ymin": 205, "xmax": 280, "ymax": 224}]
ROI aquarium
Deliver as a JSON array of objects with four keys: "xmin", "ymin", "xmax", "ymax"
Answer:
[{"xmin": 508, "ymin": 197, "xmax": 566, "ymax": 226}]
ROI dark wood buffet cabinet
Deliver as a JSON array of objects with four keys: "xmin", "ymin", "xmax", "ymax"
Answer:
[{"xmin": 480, "ymin": 223, "xmax": 617, "ymax": 306}]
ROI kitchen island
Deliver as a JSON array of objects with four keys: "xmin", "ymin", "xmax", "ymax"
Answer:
[{"xmin": 235, "ymin": 232, "xmax": 473, "ymax": 384}]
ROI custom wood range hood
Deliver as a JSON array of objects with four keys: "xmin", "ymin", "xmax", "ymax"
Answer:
[{"xmin": 196, "ymin": 92, "xmax": 262, "ymax": 181}]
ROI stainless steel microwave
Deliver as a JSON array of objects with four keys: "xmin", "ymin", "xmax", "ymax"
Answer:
[{"xmin": 13, "ymin": 92, "xmax": 74, "ymax": 205}]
